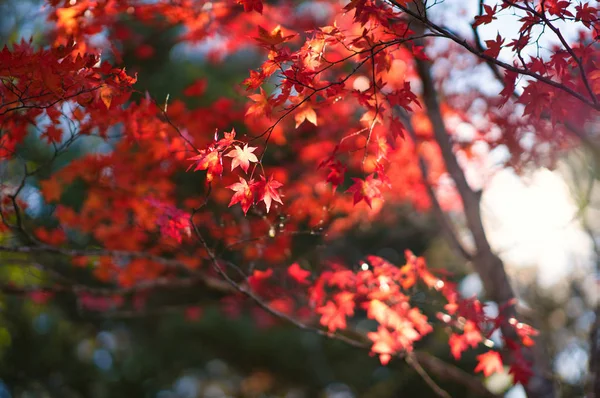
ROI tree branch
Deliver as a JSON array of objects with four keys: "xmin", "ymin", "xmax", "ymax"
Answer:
[
  {"xmin": 397, "ymin": 107, "xmax": 474, "ymax": 261},
  {"xmin": 385, "ymin": 0, "xmax": 600, "ymax": 111},
  {"xmin": 400, "ymin": 4, "xmax": 557, "ymax": 396}
]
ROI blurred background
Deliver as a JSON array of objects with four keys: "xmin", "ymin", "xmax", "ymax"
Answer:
[{"xmin": 0, "ymin": 0, "xmax": 598, "ymax": 397}]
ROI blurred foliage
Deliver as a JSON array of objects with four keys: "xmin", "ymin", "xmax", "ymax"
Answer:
[
  {"xmin": 0, "ymin": 2, "xmax": 594, "ymax": 398},
  {"xmin": 0, "ymin": 5, "xmax": 483, "ymax": 398}
]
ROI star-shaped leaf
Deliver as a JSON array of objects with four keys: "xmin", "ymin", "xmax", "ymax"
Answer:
[{"xmin": 226, "ymin": 144, "xmax": 258, "ymax": 173}]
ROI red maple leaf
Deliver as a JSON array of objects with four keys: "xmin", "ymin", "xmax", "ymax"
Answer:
[
  {"xmin": 42, "ymin": 125, "xmax": 64, "ymax": 144},
  {"xmin": 256, "ymin": 175, "xmax": 283, "ymax": 213},
  {"xmin": 387, "ymin": 81, "xmax": 420, "ymax": 111},
  {"xmin": 317, "ymin": 293, "xmax": 355, "ymax": 332},
  {"xmin": 509, "ymin": 359, "xmax": 534, "ymax": 385},
  {"xmin": 473, "ymin": 5, "xmax": 497, "ymax": 27},
  {"xmin": 288, "ymin": 263, "xmax": 311, "ymax": 284},
  {"xmin": 509, "ymin": 318, "xmax": 539, "ymax": 347},
  {"xmin": 216, "ymin": 129, "xmax": 237, "ymax": 148},
  {"xmin": 463, "ymin": 320, "xmax": 483, "ymax": 347},
  {"xmin": 242, "ymin": 70, "xmax": 266, "ymax": 91},
  {"xmin": 475, "ymin": 351, "xmax": 504, "ymax": 377},
  {"xmin": 575, "ymin": 3, "xmax": 598, "ymax": 28},
  {"xmin": 484, "ymin": 33, "xmax": 504, "ymax": 59},
  {"xmin": 227, "ymin": 177, "xmax": 257, "ymax": 215},
  {"xmin": 188, "ymin": 149, "xmax": 223, "ymax": 183},
  {"xmin": 321, "ymin": 160, "xmax": 346, "ymax": 192},
  {"xmin": 183, "ymin": 79, "xmax": 207, "ymax": 97},
  {"xmin": 347, "ymin": 175, "xmax": 383, "ymax": 208},
  {"xmin": 239, "ymin": 0, "xmax": 263, "ymax": 14},
  {"xmin": 248, "ymin": 269, "xmax": 273, "ymax": 293}
]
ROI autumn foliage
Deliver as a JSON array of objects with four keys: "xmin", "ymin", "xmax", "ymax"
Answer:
[{"xmin": 1, "ymin": 0, "xmax": 598, "ymax": 397}]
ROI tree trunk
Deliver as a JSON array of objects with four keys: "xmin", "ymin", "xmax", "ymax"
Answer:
[{"xmin": 412, "ymin": 54, "xmax": 557, "ymax": 398}]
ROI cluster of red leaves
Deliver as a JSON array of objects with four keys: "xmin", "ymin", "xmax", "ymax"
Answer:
[
  {"xmin": 0, "ymin": 39, "xmax": 135, "ymax": 158},
  {"xmin": 304, "ymin": 250, "xmax": 538, "ymax": 384},
  {"xmin": 1, "ymin": 0, "xmax": 597, "ymax": 393},
  {"xmin": 145, "ymin": 198, "xmax": 192, "ymax": 244},
  {"xmin": 440, "ymin": 280, "xmax": 539, "ymax": 384},
  {"xmin": 187, "ymin": 129, "xmax": 283, "ymax": 214}
]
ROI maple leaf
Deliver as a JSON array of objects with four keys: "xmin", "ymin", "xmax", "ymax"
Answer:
[
  {"xmin": 35, "ymin": 226, "xmax": 66, "ymax": 245},
  {"xmin": 347, "ymin": 175, "xmax": 383, "ymax": 208},
  {"xmin": 546, "ymin": 0, "xmax": 572, "ymax": 18},
  {"xmin": 246, "ymin": 88, "xmax": 272, "ymax": 118},
  {"xmin": 226, "ymin": 144, "xmax": 258, "ymax": 173},
  {"xmin": 40, "ymin": 178, "xmax": 62, "ymax": 202},
  {"xmin": 484, "ymin": 33, "xmax": 504, "ymax": 59},
  {"xmin": 367, "ymin": 326, "xmax": 398, "ymax": 365},
  {"xmin": 41, "ymin": 125, "xmax": 63, "ymax": 144},
  {"xmin": 257, "ymin": 175, "xmax": 283, "ymax": 213},
  {"xmin": 462, "ymin": 320, "xmax": 483, "ymax": 348},
  {"xmin": 188, "ymin": 149, "xmax": 223, "ymax": 183},
  {"xmin": 248, "ymin": 269, "xmax": 273, "ymax": 294},
  {"xmin": 509, "ymin": 359, "xmax": 534, "ymax": 385},
  {"xmin": 183, "ymin": 79, "xmax": 207, "ymax": 97},
  {"xmin": 387, "ymin": 81, "xmax": 420, "ymax": 111},
  {"xmin": 499, "ymin": 70, "xmax": 518, "ymax": 105},
  {"xmin": 317, "ymin": 292, "xmax": 355, "ymax": 332},
  {"xmin": 288, "ymin": 263, "xmax": 311, "ymax": 284},
  {"xmin": 509, "ymin": 318, "xmax": 539, "ymax": 347},
  {"xmin": 294, "ymin": 103, "xmax": 318, "ymax": 128},
  {"xmin": 242, "ymin": 70, "xmax": 265, "ymax": 91},
  {"xmin": 389, "ymin": 117, "xmax": 407, "ymax": 142},
  {"xmin": 575, "ymin": 3, "xmax": 598, "ymax": 28},
  {"xmin": 227, "ymin": 177, "xmax": 257, "ymax": 215},
  {"xmin": 475, "ymin": 351, "xmax": 504, "ymax": 377},
  {"xmin": 216, "ymin": 129, "xmax": 237, "ymax": 148},
  {"xmin": 324, "ymin": 160, "xmax": 346, "ymax": 192},
  {"xmin": 366, "ymin": 301, "xmax": 421, "ymax": 350},
  {"xmin": 239, "ymin": 0, "xmax": 263, "ymax": 13},
  {"xmin": 473, "ymin": 4, "xmax": 497, "ymax": 27},
  {"xmin": 449, "ymin": 333, "xmax": 469, "ymax": 360},
  {"xmin": 406, "ymin": 308, "xmax": 432, "ymax": 335},
  {"xmin": 254, "ymin": 25, "xmax": 295, "ymax": 47},
  {"xmin": 317, "ymin": 300, "xmax": 348, "ymax": 332},
  {"xmin": 99, "ymin": 85, "xmax": 115, "ymax": 109}
]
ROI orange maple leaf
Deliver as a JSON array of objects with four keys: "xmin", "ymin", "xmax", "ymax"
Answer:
[
  {"xmin": 294, "ymin": 103, "xmax": 318, "ymax": 128},
  {"xmin": 99, "ymin": 85, "xmax": 115, "ymax": 109},
  {"xmin": 317, "ymin": 293, "xmax": 354, "ymax": 332},
  {"xmin": 449, "ymin": 333, "xmax": 469, "ymax": 360},
  {"xmin": 246, "ymin": 88, "xmax": 272, "ymax": 118},
  {"xmin": 367, "ymin": 326, "xmax": 398, "ymax": 365},
  {"xmin": 40, "ymin": 178, "xmax": 62, "ymax": 202},
  {"xmin": 254, "ymin": 25, "xmax": 296, "ymax": 47},
  {"xmin": 475, "ymin": 351, "xmax": 504, "ymax": 377}
]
